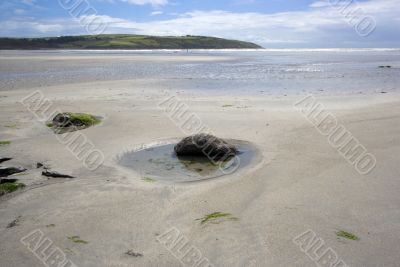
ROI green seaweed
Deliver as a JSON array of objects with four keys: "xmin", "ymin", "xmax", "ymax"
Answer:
[
  {"xmin": 48, "ymin": 113, "xmax": 101, "ymax": 133},
  {"xmin": 336, "ymin": 230, "xmax": 359, "ymax": 241},
  {"xmin": 49, "ymin": 113, "xmax": 100, "ymax": 128},
  {"xmin": 142, "ymin": 177, "xmax": 156, "ymax": 183},
  {"xmin": 67, "ymin": 236, "xmax": 88, "ymax": 244},
  {"xmin": 0, "ymin": 182, "xmax": 25, "ymax": 195},
  {"xmin": 4, "ymin": 123, "xmax": 19, "ymax": 129},
  {"xmin": 66, "ymin": 113, "xmax": 101, "ymax": 127},
  {"xmin": 0, "ymin": 140, "xmax": 11, "ymax": 146},
  {"xmin": 197, "ymin": 212, "xmax": 238, "ymax": 225}
]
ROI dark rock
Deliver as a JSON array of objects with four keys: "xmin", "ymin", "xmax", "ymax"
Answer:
[
  {"xmin": 42, "ymin": 170, "xmax": 75, "ymax": 179},
  {"xmin": 36, "ymin": 162, "xmax": 44, "ymax": 168},
  {"xmin": 50, "ymin": 113, "xmax": 101, "ymax": 134},
  {"xmin": 174, "ymin": 134, "xmax": 237, "ymax": 160},
  {"xmin": 125, "ymin": 250, "xmax": 143, "ymax": 257},
  {"xmin": 7, "ymin": 216, "xmax": 21, "ymax": 228},
  {"xmin": 52, "ymin": 113, "xmax": 74, "ymax": 127},
  {"xmin": 0, "ymin": 167, "xmax": 26, "ymax": 177},
  {"xmin": 0, "ymin": 158, "xmax": 12, "ymax": 164},
  {"xmin": 0, "ymin": 179, "xmax": 18, "ymax": 184},
  {"xmin": 51, "ymin": 112, "xmax": 100, "ymax": 129}
]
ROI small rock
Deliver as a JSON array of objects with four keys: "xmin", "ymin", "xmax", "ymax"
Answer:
[
  {"xmin": 42, "ymin": 170, "xmax": 75, "ymax": 179},
  {"xmin": 125, "ymin": 250, "xmax": 143, "ymax": 257},
  {"xmin": 0, "ymin": 167, "xmax": 26, "ymax": 177},
  {"xmin": 36, "ymin": 162, "xmax": 44, "ymax": 168},
  {"xmin": 7, "ymin": 216, "xmax": 21, "ymax": 228},
  {"xmin": 0, "ymin": 158, "xmax": 12, "ymax": 164},
  {"xmin": 174, "ymin": 134, "xmax": 237, "ymax": 160}
]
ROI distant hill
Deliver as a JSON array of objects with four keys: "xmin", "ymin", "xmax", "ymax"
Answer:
[{"xmin": 0, "ymin": 34, "xmax": 262, "ymax": 50}]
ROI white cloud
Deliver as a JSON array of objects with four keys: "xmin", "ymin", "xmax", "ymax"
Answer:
[
  {"xmin": 119, "ymin": 0, "xmax": 168, "ymax": 6},
  {"xmin": 14, "ymin": 9, "xmax": 26, "ymax": 15},
  {"xmin": 0, "ymin": 18, "xmax": 72, "ymax": 34},
  {"xmin": 309, "ymin": 1, "xmax": 330, "ymax": 8},
  {"xmin": 151, "ymin": 11, "xmax": 163, "ymax": 16},
  {"xmin": 21, "ymin": 0, "xmax": 36, "ymax": 6}
]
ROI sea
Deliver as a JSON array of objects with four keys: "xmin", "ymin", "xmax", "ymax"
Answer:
[{"xmin": 0, "ymin": 49, "xmax": 399, "ymax": 94}]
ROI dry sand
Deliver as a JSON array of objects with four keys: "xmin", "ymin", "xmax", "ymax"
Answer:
[{"xmin": 1, "ymin": 58, "xmax": 400, "ymax": 267}]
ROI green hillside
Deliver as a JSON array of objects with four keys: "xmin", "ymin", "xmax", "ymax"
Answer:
[{"xmin": 0, "ymin": 34, "xmax": 262, "ymax": 49}]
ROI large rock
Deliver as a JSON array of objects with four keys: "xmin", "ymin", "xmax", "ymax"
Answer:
[
  {"xmin": 51, "ymin": 113, "xmax": 100, "ymax": 128},
  {"xmin": 49, "ymin": 113, "xmax": 101, "ymax": 134},
  {"xmin": 174, "ymin": 134, "xmax": 237, "ymax": 160}
]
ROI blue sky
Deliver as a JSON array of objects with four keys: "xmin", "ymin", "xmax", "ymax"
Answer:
[{"xmin": 0, "ymin": 0, "xmax": 399, "ymax": 48}]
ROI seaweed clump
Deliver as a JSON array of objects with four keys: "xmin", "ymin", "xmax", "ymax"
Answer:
[{"xmin": 48, "ymin": 112, "xmax": 101, "ymax": 133}]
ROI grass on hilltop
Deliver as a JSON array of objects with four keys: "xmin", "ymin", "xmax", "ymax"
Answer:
[{"xmin": 0, "ymin": 34, "xmax": 262, "ymax": 50}]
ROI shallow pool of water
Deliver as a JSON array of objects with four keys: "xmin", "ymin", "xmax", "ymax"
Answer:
[{"xmin": 117, "ymin": 140, "xmax": 259, "ymax": 182}]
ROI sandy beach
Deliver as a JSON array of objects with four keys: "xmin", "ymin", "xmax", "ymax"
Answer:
[{"xmin": 1, "ymin": 52, "xmax": 400, "ymax": 267}]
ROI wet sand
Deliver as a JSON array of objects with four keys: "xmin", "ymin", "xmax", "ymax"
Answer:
[{"xmin": 1, "ymin": 54, "xmax": 400, "ymax": 267}]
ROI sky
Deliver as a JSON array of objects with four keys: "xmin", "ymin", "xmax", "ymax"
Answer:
[{"xmin": 0, "ymin": 0, "xmax": 399, "ymax": 48}]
